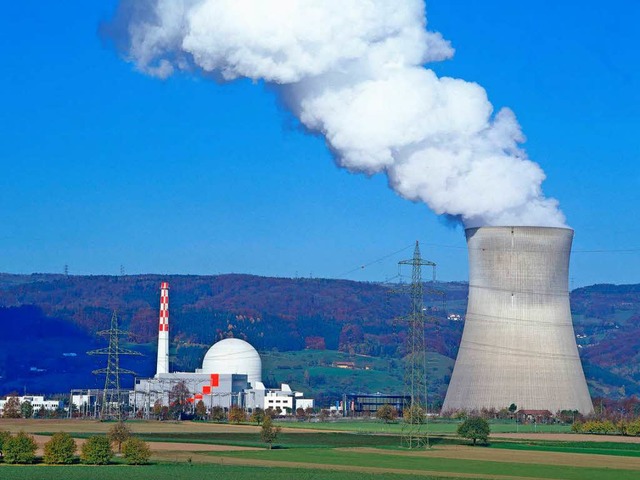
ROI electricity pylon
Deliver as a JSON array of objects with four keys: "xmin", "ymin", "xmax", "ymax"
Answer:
[
  {"xmin": 398, "ymin": 241, "xmax": 436, "ymax": 448},
  {"xmin": 88, "ymin": 311, "xmax": 142, "ymax": 420}
]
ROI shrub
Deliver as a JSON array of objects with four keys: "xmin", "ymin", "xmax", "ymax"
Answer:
[
  {"xmin": 81, "ymin": 435, "xmax": 113, "ymax": 464},
  {"xmin": 375, "ymin": 404, "xmax": 397, "ymax": 423},
  {"xmin": 627, "ymin": 419, "xmax": 640, "ymax": 436},
  {"xmin": 122, "ymin": 437, "xmax": 151, "ymax": 465},
  {"xmin": 403, "ymin": 404, "xmax": 425, "ymax": 424},
  {"xmin": 0, "ymin": 430, "xmax": 12, "ymax": 456},
  {"xmin": 108, "ymin": 422, "xmax": 131, "ymax": 453},
  {"xmin": 571, "ymin": 420, "xmax": 584, "ymax": 433},
  {"xmin": 580, "ymin": 419, "xmax": 616, "ymax": 434},
  {"xmin": 44, "ymin": 432, "xmax": 77, "ymax": 464},
  {"xmin": 457, "ymin": 417, "xmax": 490, "ymax": 446},
  {"xmin": 4, "ymin": 431, "xmax": 37, "ymax": 464}
]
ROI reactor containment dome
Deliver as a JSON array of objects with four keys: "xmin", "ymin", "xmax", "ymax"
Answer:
[{"xmin": 201, "ymin": 338, "xmax": 262, "ymax": 387}]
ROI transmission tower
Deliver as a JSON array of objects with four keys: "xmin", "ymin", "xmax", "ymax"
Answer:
[
  {"xmin": 397, "ymin": 241, "xmax": 436, "ymax": 449},
  {"xmin": 88, "ymin": 311, "xmax": 142, "ymax": 420}
]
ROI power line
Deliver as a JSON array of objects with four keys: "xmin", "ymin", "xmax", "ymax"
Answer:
[{"xmin": 338, "ymin": 243, "xmax": 414, "ymax": 278}]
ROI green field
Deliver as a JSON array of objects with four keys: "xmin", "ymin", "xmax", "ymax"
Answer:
[
  {"xmin": 209, "ymin": 448, "xmax": 640, "ymax": 480},
  {"xmin": 0, "ymin": 464, "xmax": 452, "ymax": 480},
  {"xmin": 4, "ymin": 418, "xmax": 640, "ymax": 480},
  {"xmin": 278, "ymin": 419, "xmax": 572, "ymax": 434}
]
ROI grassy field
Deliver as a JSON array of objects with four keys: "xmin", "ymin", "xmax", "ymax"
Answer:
[
  {"xmin": 207, "ymin": 448, "xmax": 640, "ymax": 480},
  {"xmin": 0, "ymin": 464, "xmax": 453, "ymax": 480},
  {"xmin": 280, "ymin": 419, "xmax": 572, "ymax": 434},
  {"xmin": 2, "ymin": 419, "xmax": 640, "ymax": 480}
]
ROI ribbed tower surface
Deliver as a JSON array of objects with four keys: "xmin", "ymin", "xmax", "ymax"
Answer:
[{"xmin": 442, "ymin": 226, "xmax": 593, "ymax": 414}]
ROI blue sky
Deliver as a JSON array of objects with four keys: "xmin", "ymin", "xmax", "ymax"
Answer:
[{"xmin": 0, "ymin": 1, "xmax": 638, "ymax": 286}]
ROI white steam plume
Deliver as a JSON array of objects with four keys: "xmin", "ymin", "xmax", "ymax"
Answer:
[{"xmin": 106, "ymin": 0, "xmax": 566, "ymax": 228}]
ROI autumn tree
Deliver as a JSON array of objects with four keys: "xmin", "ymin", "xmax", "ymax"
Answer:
[
  {"xmin": 108, "ymin": 422, "xmax": 131, "ymax": 453},
  {"xmin": 4, "ymin": 431, "xmax": 37, "ymax": 464},
  {"xmin": 81, "ymin": 435, "xmax": 113, "ymax": 464},
  {"xmin": 375, "ymin": 404, "xmax": 398, "ymax": 423},
  {"xmin": 210, "ymin": 406, "xmax": 225, "ymax": 421},
  {"xmin": 228, "ymin": 406, "xmax": 247, "ymax": 424},
  {"xmin": 2, "ymin": 397, "xmax": 21, "ymax": 418},
  {"xmin": 122, "ymin": 437, "xmax": 151, "ymax": 465},
  {"xmin": 195, "ymin": 400, "xmax": 207, "ymax": 420},
  {"xmin": 295, "ymin": 408, "xmax": 307, "ymax": 421},
  {"xmin": 169, "ymin": 381, "xmax": 191, "ymax": 419},
  {"xmin": 260, "ymin": 416, "xmax": 281, "ymax": 449},
  {"xmin": 0, "ymin": 430, "xmax": 12, "ymax": 456},
  {"xmin": 43, "ymin": 432, "xmax": 77, "ymax": 464}
]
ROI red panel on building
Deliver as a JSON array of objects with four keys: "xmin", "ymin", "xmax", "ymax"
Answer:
[
  {"xmin": 202, "ymin": 385, "xmax": 211, "ymax": 394},
  {"xmin": 210, "ymin": 373, "xmax": 219, "ymax": 387},
  {"xmin": 195, "ymin": 394, "xmax": 203, "ymax": 400}
]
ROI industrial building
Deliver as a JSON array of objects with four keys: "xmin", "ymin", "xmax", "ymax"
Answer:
[
  {"xmin": 128, "ymin": 282, "xmax": 313, "ymax": 416},
  {"xmin": 0, "ymin": 395, "xmax": 61, "ymax": 415},
  {"xmin": 442, "ymin": 226, "xmax": 593, "ymax": 414}
]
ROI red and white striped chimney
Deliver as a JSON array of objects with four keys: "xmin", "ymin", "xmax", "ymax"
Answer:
[{"xmin": 155, "ymin": 281, "xmax": 170, "ymax": 376}]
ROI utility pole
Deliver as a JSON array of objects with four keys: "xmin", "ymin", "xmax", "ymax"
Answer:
[
  {"xmin": 88, "ymin": 311, "xmax": 142, "ymax": 420},
  {"xmin": 397, "ymin": 241, "xmax": 437, "ymax": 449}
]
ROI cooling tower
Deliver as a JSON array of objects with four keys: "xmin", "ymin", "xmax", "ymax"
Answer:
[{"xmin": 442, "ymin": 226, "xmax": 593, "ymax": 414}]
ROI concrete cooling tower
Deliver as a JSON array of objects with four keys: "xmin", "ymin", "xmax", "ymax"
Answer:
[{"xmin": 442, "ymin": 226, "xmax": 593, "ymax": 414}]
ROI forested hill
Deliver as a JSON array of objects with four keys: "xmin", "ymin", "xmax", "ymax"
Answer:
[{"xmin": 0, "ymin": 273, "xmax": 639, "ymax": 400}]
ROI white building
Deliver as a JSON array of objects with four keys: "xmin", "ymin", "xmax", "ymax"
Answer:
[{"xmin": 0, "ymin": 395, "xmax": 61, "ymax": 416}]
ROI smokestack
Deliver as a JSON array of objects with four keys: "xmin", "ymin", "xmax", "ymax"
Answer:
[
  {"xmin": 442, "ymin": 227, "xmax": 593, "ymax": 414},
  {"xmin": 155, "ymin": 281, "xmax": 170, "ymax": 376}
]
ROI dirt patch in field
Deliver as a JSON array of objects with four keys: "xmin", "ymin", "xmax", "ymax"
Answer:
[
  {"xmin": 0, "ymin": 419, "xmax": 264, "ymax": 434},
  {"xmin": 339, "ymin": 445, "xmax": 640, "ymax": 470}
]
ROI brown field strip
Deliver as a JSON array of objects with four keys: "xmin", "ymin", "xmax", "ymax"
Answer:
[{"xmin": 0, "ymin": 418, "xmax": 340, "ymax": 435}]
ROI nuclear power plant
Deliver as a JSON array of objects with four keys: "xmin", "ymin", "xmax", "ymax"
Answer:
[
  {"xmin": 442, "ymin": 226, "xmax": 594, "ymax": 414},
  {"xmin": 130, "ymin": 282, "xmax": 313, "ymax": 417}
]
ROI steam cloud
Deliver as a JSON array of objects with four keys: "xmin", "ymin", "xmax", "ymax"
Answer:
[{"xmin": 106, "ymin": 0, "xmax": 566, "ymax": 228}]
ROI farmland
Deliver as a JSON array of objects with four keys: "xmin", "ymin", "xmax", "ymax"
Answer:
[{"xmin": 2, "ymin": 419, "xmax": 640, "ymax": 479}]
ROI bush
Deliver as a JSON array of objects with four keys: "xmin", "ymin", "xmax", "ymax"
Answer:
[
  {"xmin": 81, "ymin": 435, "xmax": 113, "ymax": 464},
  {"xmin": 457, "ymin": 417, "xmax": 490, "ymax": 446},
  {"xmin": 580, "ymin": 419, "xmax": 616, "ymax": 434},
  {"xmin": 375, "ymin": 404, "xmax": 397, "ymax": 423},
  {"xmin": 122, "ymin": 437, "xmax": 151, "ymax": 465},
  {"xmin": 403, "ymin": 404, "xmax": 425, "ymax": 424},
  {"xmin": 44, "ymin": 432, "xmax": 77, "ymax": 464},
  {"xmin": 627, "ymin": 419, "xmax": 640, "ymax": 436},
  {"xmin": 108, "ymin": 422, "xmax": 131, "ymax": 453},
  {"xmin": 4, "ymin": 431, "xmax": 37, "ymax": 464},
  {"xmin": 0, "ymin": 430, "xmax": 12, "ymax": 456}
]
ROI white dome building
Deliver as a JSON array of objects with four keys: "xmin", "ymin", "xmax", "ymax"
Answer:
[{"xmin": 201, "ymin": 338, "xmax": 262, "ymax": 387}]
